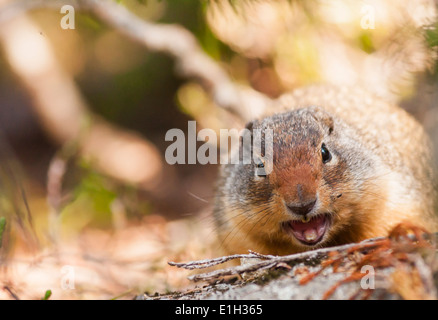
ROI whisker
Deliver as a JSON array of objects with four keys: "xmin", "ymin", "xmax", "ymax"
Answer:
[{"xmin": 186, "ymin": 191, "xmax": 210, "ymax": 204}]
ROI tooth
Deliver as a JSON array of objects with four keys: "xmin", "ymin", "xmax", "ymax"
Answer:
[
  {"xmin": 301, "ymin": 216, "xmax": 310, "ymax": 223},
  {"xmin": 304, "ymin": 229, "xmax": 317, "ymax": 241}
]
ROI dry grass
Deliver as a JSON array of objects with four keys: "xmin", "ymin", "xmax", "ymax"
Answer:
[{"xmin": 0, "ymin": 213, "xmax": 217, "ymax": 300}]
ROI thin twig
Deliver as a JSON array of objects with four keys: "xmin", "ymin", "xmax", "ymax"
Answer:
[
  {"xmin": 3, "ymin": 286, "xmax": 20, "ymax": 300},
  {"xmin": 168, "ymin": 252, "xmax": 269, "ymax": 270}
]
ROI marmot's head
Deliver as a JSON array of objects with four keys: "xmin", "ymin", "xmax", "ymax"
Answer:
[{"xmin": 234, "ymin": 107, "xmax": 368, "ymax": 251}]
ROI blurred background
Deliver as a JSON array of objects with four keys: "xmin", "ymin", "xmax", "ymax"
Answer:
[{"xmin": 0, "ymin": 0, "xmax": 437, "ymax": 299}]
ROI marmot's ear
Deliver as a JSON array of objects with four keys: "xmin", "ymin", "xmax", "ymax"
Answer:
[
  {"xmin": 240, "ymin": 120, "xmax": 256, "ymax": 141},
  {"xmin": 239, "ymin": 120, "xmax": 255, "ymax": 160},
  {"xmin": 240, "ymin": 120, "xmax": 254, "ymax": 146},
  {"xmin": 308, "ymin": 106, "xmax": 334, "ymax": 135}
]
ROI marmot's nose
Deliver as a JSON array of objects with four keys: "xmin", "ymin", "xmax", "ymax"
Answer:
[{"xmin": 287, "ymin": 199, "xmax": 316, "ymax": 216}]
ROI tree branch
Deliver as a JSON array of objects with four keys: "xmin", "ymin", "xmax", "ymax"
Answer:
[
  {"xmin": 0, "ymin": 0, "xmax": 271, "ymax": 123},
  {"xmin": 0, "ymin": 12, "xmax": 167, "ymax": 191}
]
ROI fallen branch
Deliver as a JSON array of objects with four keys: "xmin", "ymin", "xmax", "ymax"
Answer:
[
  {"xmin": 169, "ymin": 236, "xmax": 387, "ymax": 282},
  {"xmin": 168, "ymin": 250, "xmax": 276, "ymax": 270},
  {"xmin": 170, "ymin": 226, "xmax": 437, "ymax": 285}
]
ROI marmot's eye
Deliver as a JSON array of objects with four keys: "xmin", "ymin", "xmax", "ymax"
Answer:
[
  {"xmin": 255, "ymin": 159, "xmax": 267, "ymax": 177},
  {"xmin": 321, "ymin": 143, "xmax": 332, "ymax": 163},
  {"xmin": 256, "ymin": 162, "xmax": 265, "ymax": 169}
]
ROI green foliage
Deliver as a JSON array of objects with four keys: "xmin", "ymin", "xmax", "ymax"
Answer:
[
  {"xmin": 199, "ymin": 2, "xmax": 234, "ymax": 60},
  {"xmin": 72, "ymin": 168, "xmax": 117, "ymax": 225},
  {"xmin": 425, "ymin": 22, "xmax": 438, "ymax": 49},
  {"xmin": 76, "ymin": 14, "xmax": 102, "ymax": 31},
  {"xmin": 59, "ymin": 164, "xmax": 118, "ymax": 231},
  {"xmin": 117, "ymin": 0, "xmax": 163, "ymax": 4},
  {"xmin": 424, "ymin": 21, "xmax": 438, "ymax": 79},
  {"xmin": 358, "ymin": 31, "xmax": 376, "ymax": 54},
  {"xmin": 42, "ymin": 290, "xmax": 52, "ymax": 300},
  {"xmin": 0, "ymin": 217, "xmax": 5, "ymax": 248}
]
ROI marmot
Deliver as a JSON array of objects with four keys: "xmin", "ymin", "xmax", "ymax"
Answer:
[{"xmin": 214, "ymin": 85, "xmax": 438, "ymax": 256}]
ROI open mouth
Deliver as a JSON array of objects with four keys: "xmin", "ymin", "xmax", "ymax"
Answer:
[{"xmin": 282, "ymin": 214, "xmax": 331, "ymax": 246}]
